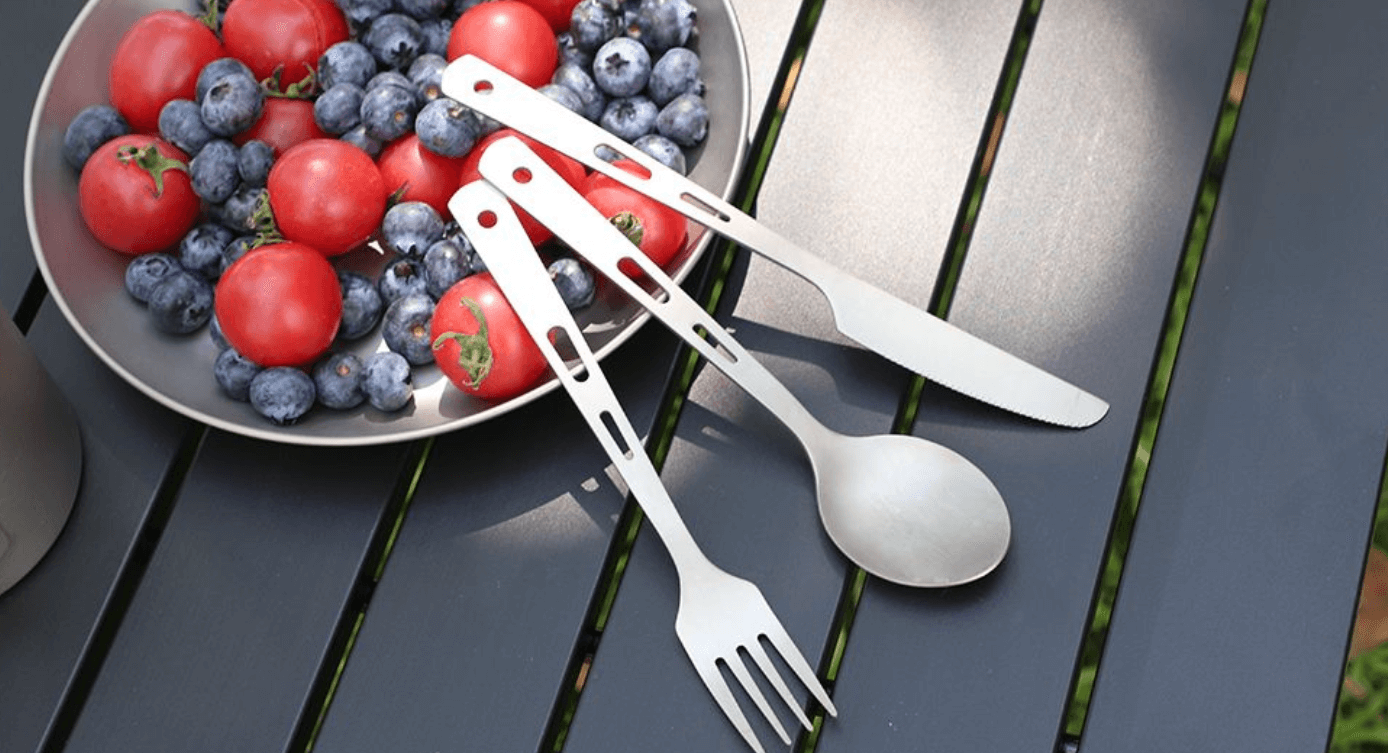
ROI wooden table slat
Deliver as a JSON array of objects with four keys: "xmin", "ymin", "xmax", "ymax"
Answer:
[
  {"xmin": 0, "ymin": 304, "xmax": 189, "ymax": 753},
  {"xmin": 814, "ymin": 0, "xmax": 1252, "ymax": 750},
  {"xmin": 56, "ymin": 430, "xmax": 412, "ymax": 753},
  {"xmin": 1081, "ymin": 0, "xmax": 1388, "ymax": 749},
  {"xmin": 0, "ymin": 0, "xmax": 84, "ymax": 312}
]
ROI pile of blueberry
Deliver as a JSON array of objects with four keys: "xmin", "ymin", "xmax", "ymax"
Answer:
[{"xmin": 61, "ymin": 0, "xmax": 707, "ymax": 427}]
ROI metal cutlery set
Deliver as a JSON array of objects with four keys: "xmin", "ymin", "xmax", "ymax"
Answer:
[{"xmin": 442, "ymin": 55, "xmax": 1107, "ymax": 753}]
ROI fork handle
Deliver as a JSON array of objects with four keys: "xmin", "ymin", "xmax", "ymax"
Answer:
[{"xmin": 448, "ymin": 181, "xmax": 716, "ymax": 579}]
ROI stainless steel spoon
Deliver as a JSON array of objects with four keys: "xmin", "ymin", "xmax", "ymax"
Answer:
[{"xmin": 480, "ymin": 137, "xmax": 1009, "ymax": 587}]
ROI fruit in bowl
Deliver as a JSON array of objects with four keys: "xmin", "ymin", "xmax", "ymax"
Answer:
[{"xmin": 27, "ymin": 0, "xmax": 749, "ymax": 445}]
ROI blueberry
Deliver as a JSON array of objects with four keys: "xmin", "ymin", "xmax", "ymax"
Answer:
[
  {"xmin": 124, "ymin": 252, "xmax": 182, "ymax": 303},
  {"xmin": 224, "ymin": 235, "xmax": 257, "ymax": 269},
  {"xmin": 453, "ymin": 0, "xmax": 491, "ymax": 15},
  {"xmin": 214, "ymin": 347, "xmax": 262, "ymax": 401},
  {"xmin": 382, "ymin": 201, "xmax": 446, "ymax": 257},
  {"xmin": 312, "ymin": 352, "xmax": 367, "ymax": 409},
  {"xmin": 418, "ymin": 17, "xmax": 453, "ymax": 57},
  {"xmin": 209, "ymin": 313, "xmax": 230, "ymax": 351},
  {"xmin": 382, "ymin": 293, "xmax": 437, "ymax": 365},
  {"xmin": 340, "ymin": 124, "xmax": 384, "ymax": 158},
  {"xmin": 201, "ymin": 72, "xmax": 264, "ymax": 137},
  {"xmin": 360, "ymin": 83, "xmax": 420, "ymax": 142},
  {"xmin": 600, "ymin": 95, "xmax": 658, "ymax": 141},
  {"xmin": 570, "ymin": 0, "xmax": 622, "ymax": 52},
  {"xmin": 336, "ymin": 0, "xmax": 395, "ymax": 29},
  {"xmin": 632, "ymin": 0, "xmax": 696, "ymax": 55},
  {"xmin": 178, "ymin": 222, "xmax": 235, "ymax": 279},
  {"xmin": 196, "ymin": 57, "xmax": 255, "ymax": 103},
  {"xmin": 190, "ymin": 139, "xmax": 241, "ymax": 204},
  {"xmin": 236, "ymin": 139, "xmax": 275, "ymax": 187},
  {"xmin": 363, "ymin": 13, "xmax": 425, "ymax": 70},
  {"xmin": 378, "ymin": 256, "xmax": 429, "ymax": 304},
  {"xmin": 593, "ymin": 37, "xmax": 652, "ymax": 98},
  {"xmin": 212, "ymin": 185, "xmax": 268, "ymax": 233},
  {"xmin": 549, "ymin": 257, "xmax": 596, "ymax": 309},
  {"xmin": 422, "ymin": 238, "xmax": 470, "ymax": 298},
  {"xmin": 396, "ymin": 0, "xmax": 449, "ymax": 19},
  {"xmin": 367, "ymin": 69, "xmax": 417, "ymax": 98},
  {"xmin": 158, "ymin": 99, "xmax": 214, "ymax": 156},
  {"xmin": 539, "ymin": 84, "xmax": 587, "ymax": 117},
  {"xmin": 338, "ymin": 270, "xmax": 384, "ymax": 340},
  {"xmin": 647, "ymin": 47, "xmax": 702, "ymax": 106},
  {"xmin": 407, "ymin": 53, "xmax": 448, "ymax": 101},
  {"xmin": 315, "ymin": 83, "xmax": 366, "ymax": 135},
  {"xmin": 248, "ymin": 367, "xmax": 316, "ymax": 425},
  {"xmin": 655, "ymin": 92, "xmax": 708, "ymax": 147},
  {"xmin": 362, "ymin": 351, "xmax": 414, "ymax": 412},
  {"xmin": 147, "ymin": 270, "xmax": 214, "ymax": 334},
  {"xmin": 556, "ymin": 31, "xmax": 594, "ymax": 70},
  {"xmin": 63, "ymin": 104, "xmax": 129, "ymax": 171},
  {"xmin": 318, "ymin": 40, "xmax": 379, "ymax": 90},
  {"xmin": 415, "ymin": 98, "xmax": 479, "ymax": 157},
  {"xmin": 632, "ymin": 133, "xmax": 687, "ymax": 174},
  {"xmin": 552, "ymin": 63, "xmax": 607, "ymax": 121}
]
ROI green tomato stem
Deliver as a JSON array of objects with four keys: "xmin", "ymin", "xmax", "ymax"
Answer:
[
  {"xmin": 115, "ymin": 144, "xmax": 188, "ymax": 198},
  {"xmin": 609, "ymin": 210, "xmax": 645, "ymax": 247}
]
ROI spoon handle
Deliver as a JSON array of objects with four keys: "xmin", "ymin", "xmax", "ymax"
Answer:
[
  {"xmin": 477, "ymin": 136, "xmax": 833, "ymax": 454},
  {"xmin": 441, "ymin": 54, "xmax": 1109, "ymax": 429}
]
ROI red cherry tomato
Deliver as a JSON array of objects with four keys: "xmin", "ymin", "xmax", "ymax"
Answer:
[
  {"xmin": 234, "ymin": 98, "xmax": 328, "ymax": 155},
  {"xmin": 221, "ymin": 0, "xmax": 349, "ymax": 84},
  {"xmin": 430, "ymin": 273, "xmax": 549, "ymax": 402},
  {"xmin": 518, "ymin": 0, "xmax": 584, "ymax": 32},
  {"xmin": 377, "ymin": 134, "xmax": 466, "ymax": 220},
  {"xmin": 78, "ymin": 135, "xmax": 200, "ymax": 255},
  {"xmin": 108, "ymin": 10, "xmax": 225, "ymax": 134},
  {"xmin": 459, "ymin": 129, "xmax": 587, "ymax": 245},
  {"xmin": 583, "ymin": 181, "xmax": 688, "ymax": 270},
  {"xmin": 580, "ymin": 158, "xmax": 652, "ymax": 193},
  {"xmin": 268, "ymin": 139, "xmax": 388, "ymax": 256},
  {"xmin": 215, "ymin": 241, "xmax": 343, "ymax": 367},
  {"xmin": 447, "ymin": 1, "xmax": 559, "ymax": 88}
]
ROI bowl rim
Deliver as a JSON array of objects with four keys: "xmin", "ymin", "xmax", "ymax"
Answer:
[{"xmin": 25, "ymin": 0, "xmax": 751, "ymax": 447}]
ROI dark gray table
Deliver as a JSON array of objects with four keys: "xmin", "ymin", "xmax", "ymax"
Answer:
[{"xmin": 3, "ymin": 1, "xmax": 1385, "ymax": 752}]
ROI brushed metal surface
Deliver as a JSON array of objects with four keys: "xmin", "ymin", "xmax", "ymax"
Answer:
[{"xmin": 0, "ymin": 307, "xmax": 80, "ymax": 596}]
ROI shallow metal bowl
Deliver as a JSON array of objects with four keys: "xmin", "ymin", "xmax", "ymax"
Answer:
[{"xmin": 26, "ymin": 0, "xmax": 749, "ymax": 446}]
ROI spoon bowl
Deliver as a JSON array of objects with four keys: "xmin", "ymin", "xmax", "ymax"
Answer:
[{"xmin": 811, "ymin": 431, "xmax": 1009, "ymax": 587}]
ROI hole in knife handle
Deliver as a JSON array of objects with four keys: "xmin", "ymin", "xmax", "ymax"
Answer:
[
  {"xmin": 679, "ymin": 191, "xmax": 730, "ymax": 224},
  {"xmin": 591, "ymin": 143, "xmax": 654, "ymax": 180},
  {"xmin": 476, "ymin": 210, "xmax": 497, "ymax": 228},
  {"xmin": 512, "ymin": 167, "xmax": 532, "ymax": 184},
  {"xmin": 472, "ymin": 78, "xmax": 493, "ymax": 94},
  {"xmin": 599, "ymin": 410, "xmax": 635, "ymax": 460}
]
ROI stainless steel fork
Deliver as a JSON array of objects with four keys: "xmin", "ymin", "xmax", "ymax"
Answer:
[{"xmin": 448, "ymin": 180, "xmax": 837, "ymax": 753}]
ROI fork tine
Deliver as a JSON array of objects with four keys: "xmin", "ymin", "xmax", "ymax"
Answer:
[
  {"xmin": 724, "ymin": 651, "xmax": 792, "ymax": 745},
  {"xmin": 691, "ymin": 656, "xmax": 766, "ymax": 753},
  {"xmin": 746, "ymin": 638, "xmax": 812, "ymax": 732},
  {"xmin": 763, "ymin": 623, "xmax": 838, "ymax": 718}
]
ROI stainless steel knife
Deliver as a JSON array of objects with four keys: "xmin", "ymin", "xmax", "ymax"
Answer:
[{"xmin": 440, "ymin": 55, "xmax": 1109, "ymax": 428}]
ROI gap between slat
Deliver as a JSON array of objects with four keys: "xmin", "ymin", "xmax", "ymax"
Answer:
[{"xmin": 1055, "ymin": 0, "xmax": 1270, "ymax": 747}]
